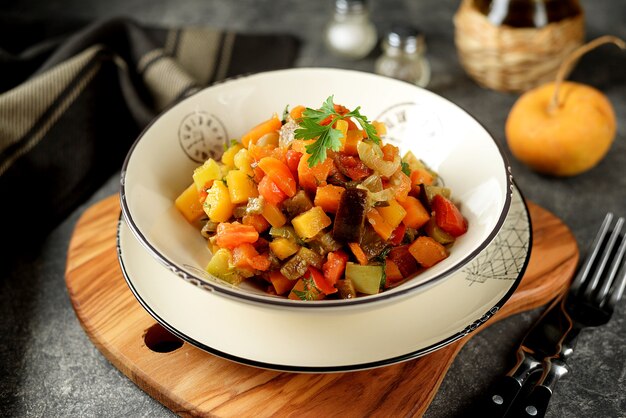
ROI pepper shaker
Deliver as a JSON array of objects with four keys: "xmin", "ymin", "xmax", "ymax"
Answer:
[
  {"xmin": 324, "ymin": 0, "xmax": 378, "ymax": 60},
  {"xmin": 375, "ymin": 26, "xmax": 431, "ymax": 88}
]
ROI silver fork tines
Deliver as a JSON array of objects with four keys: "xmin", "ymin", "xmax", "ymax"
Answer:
[{"xmin": 576, "ymin": 213, "xmax": 626, "ymax": 310}]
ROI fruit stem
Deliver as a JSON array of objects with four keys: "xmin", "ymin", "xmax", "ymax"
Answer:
[{"xmin": 548, "ymin": 35, "xmax": 626, "ymax": 114}]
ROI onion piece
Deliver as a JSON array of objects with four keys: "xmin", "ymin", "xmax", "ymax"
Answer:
[{"xmin": 357, "ymin": 141, "xmax": 401, "ymax": 178}]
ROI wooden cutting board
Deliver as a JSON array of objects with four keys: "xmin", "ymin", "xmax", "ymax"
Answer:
[{"xmin": 65, "ymin": 196, "xmax": 578, "ymax": 417}]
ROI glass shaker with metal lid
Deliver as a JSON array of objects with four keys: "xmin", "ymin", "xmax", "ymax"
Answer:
[
  {"xmin": 375, "ymin": 26, "xmax": 431, "ymax": 88},
  {"xmin": 324, "ymin": 0, "xmax": 378, "ymax": 60}
]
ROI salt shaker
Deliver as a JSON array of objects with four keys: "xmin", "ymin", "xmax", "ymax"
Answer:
[
  {"xmin": 375, "ymin": 26, "xmax": 431, "ymax": 88},
  {"xmin": 324, "ymin": 0, "xmax": 378, "ymax": 60}
]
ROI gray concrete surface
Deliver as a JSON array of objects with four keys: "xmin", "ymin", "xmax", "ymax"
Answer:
[{"xmin": 1, "ymin": 0, "xmax": 625, "ymax": 416}]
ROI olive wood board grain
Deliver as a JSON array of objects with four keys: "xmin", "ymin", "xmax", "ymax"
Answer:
[{"xmin": 65, "ymin": 196, "xmax": 579, "ymax": 417}]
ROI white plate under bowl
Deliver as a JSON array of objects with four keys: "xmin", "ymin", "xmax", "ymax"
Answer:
[
  {"xmin": 117, "ymin": 185, "xmax": 531, "ymax": 372},
  {"xmin": 120, "ymin": 67, "xmax": 513, "ymax": 309}
]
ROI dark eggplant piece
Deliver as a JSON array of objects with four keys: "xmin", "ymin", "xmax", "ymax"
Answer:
[
  {"xmin": 336, "ymin": 278, "xmax": 356, "ymax": 299},
  {"xmin": 282, "ymin": 190, "xmax": 313, "ymax": 219},
  {"xmin": 332, "ymin": 188, "xmax": 368, "ymax": 243},
  {"xmin": 279, "ymin": 247, "xmax": 324, "ymax": 281},
  {"xmin": 359, "ymin": 225, "xmax": 388, "ymax": 260},
  {"xmin": 308, "ymin": 232, "xmax": 342, "ymax": 256}
]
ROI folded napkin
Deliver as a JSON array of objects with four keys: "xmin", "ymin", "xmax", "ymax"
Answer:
[{"xmin": 0, "ymin": 16, "xmax": 300, "ymax": 246}]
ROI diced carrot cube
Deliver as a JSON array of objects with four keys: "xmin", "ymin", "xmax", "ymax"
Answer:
[
  {"xmin": 408, "ymin": 236, "xmax": 448, "ymax": 268},
  {"xmin": 366, "ymin": 208, "xmax": 395, "ymax": 241},
  {"xmin": 269, "ymin": 270, "xmax": 296, "ymax": 295},
  {"xmin": 314, "ymin": 184, "xmax": 345, "ymax": 213},
  {"xmin": 400, "ymin": 196, "xmax": 431, "ymax": 229}
]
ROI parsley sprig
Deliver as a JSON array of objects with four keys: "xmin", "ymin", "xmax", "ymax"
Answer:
[{"xmin": 294, "ymin": 96, "xmax": 381, "ymax": 167}]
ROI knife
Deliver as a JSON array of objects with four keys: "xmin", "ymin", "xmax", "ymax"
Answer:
[{"xmin": 479, "ymin": 295, "xmax": 572, "ymax": 417}]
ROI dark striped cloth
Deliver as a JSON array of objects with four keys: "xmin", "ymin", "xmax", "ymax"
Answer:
[{"xmin": 0, "ymin": 17, "xmax": 299, "ymax": 247}]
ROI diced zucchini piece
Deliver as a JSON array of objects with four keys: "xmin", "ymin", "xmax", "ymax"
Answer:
[
  {"xmin": 423, "ymin": 185, "xmax": 451, "ymax": 205},
  {"xmin": 345, "ymin": 262, "xmax": 383, "ymax": 295},
  {"xmin": 205, "ymin": 248, "xmax": 244, "ymax": 285},
  {"xmin": 424, "ymin": 218, "xmax": 455, "ymax": 245}
]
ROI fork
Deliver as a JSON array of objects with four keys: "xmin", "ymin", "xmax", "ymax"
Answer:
[{"xmin": 513, "ymin": 212, "xmax": 626, "ymax": 417}]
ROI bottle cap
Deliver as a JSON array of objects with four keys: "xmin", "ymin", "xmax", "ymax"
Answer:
[
  {"xmin": 385, "ymin": 25, "xmax": 426, "ymax": 54},
  {"xmin": 335, "ymin": 0, "xmax": 367, "ymax": 14}
]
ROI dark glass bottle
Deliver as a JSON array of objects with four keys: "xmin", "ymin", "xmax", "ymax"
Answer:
[{"xmin": 473, "ymin": 0, "xmax": 582, "ymax": 28}]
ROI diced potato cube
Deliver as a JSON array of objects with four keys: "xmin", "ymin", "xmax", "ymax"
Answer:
[
  {"xmin": 262, "ymin": 202, "xmax": 287, "ymax": 228},
  {"xmin": 225, "ymin": 169, "xmax": 258, "ymax": 204},
  {"xmin": 221, "ymin": 143, "xmax": 243, "ymax": 169},
  {"xmin": 291, "ymin": 206, "xmax": 332, "ymax": 239},
  {"xmin": 204, "ymin": 181, "xmax": 234, "ymax": 222},
  {"xmin": 233, "ymin": 148, "xmax": 254, "ymax": 175},
  {"xmin": 269, "ymin": 238, "xmax": 300, "ymax": 260},
  {"xmin": 174, "ymin": 183, "xmax": 204, "ymax": 223},
  {"xmin": 335, "ymin": 119, "xmax": 348, "ymax": 150},
  {"xmin": 193, "ymin": 158, "xmax": 222, "ymax": 191}
]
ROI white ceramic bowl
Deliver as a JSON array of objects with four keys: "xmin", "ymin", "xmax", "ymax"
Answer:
[{"xmin": 120, "ymin": 68, "xmax": 513, "ymax": 309}]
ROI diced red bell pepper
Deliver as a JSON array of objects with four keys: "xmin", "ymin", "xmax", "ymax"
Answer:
[
  {"xmin": 305, "ymin": 266, "xmax": 337, "ymax": 295},
  {"xmin": 334, "ymin": 153, "xmax": 372, "ymax": 181},
  {"xmin": 431, "ymin": 194, "xmax": 468, "ymax": 237},
  {"xmin": 387, "ymin": 245, "xmax": 419, "ymax": 278},
  {"xmin": 322, "ymin": 250, "xmax": 349, "ymax": 286},
  {"xmin": 231, "ymin": 243, "xmax": 271, "ymax": 271},
  {"xmin": 285, "ymin": 149, "xmax": 302, "ymax": 179},
  {"xmin": 389, "ymin": 223, "xmax": 407, "ymax": 246}
]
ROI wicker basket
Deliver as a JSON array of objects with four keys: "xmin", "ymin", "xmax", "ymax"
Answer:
[{"xmin": 453, "ymin": 0, "xmax": 585, "ymax": 92}]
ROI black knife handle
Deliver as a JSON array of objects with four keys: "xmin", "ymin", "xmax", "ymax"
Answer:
[
  {"xmin": 514, "ymin": 358, "xmax": 570, "ymax": 418},
  {"xmin": 515, "ymin": 385, "xmax": 552, "ymax": 418},
  {"xmin": 482, "ymin": 375, "xmax": 524, "ymax": 417},
  {"xmin": 479, "ymin": 351, "xmax": 543, "ymax": 417}
]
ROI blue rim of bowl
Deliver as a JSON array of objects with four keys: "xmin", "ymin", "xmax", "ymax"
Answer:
[
  {"xmin": 116, "ymin": 183, "xmax": 530, "ymax": 372},
  {"xmin": 119, "ymin": 67, "xmax": 514, "ymax": 309}
]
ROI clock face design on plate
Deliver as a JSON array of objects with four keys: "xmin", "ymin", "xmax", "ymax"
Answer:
[{"xmin": 178, "ymin": 111, "xmax": 228, "ymax": 163}]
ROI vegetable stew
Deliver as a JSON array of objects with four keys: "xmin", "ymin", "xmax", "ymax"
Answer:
[{"xmin": 174, "ymin": 96, "xmax": 468, "ymax": 300}]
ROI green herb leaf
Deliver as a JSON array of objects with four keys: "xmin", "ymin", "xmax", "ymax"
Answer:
[
  {"xmin": 373, "ymin": 246, "xmax": 391, "ymax": 264},
  {"xmin": 401, "ymin": 161, "xmax": 411, "ymax": 176},
  {"xmin": 303, "ymin": 126, "xmax": 343, "ymax": 166},
  {"xmin": 293, "ymin": 277, "xmax": 320, "ymax": 301},
  {"xmin": 345, "ymin": 106, "xmax": 380, "ymax": 145},
  {"xmin": 294, "ymin": 95, "xmax": 380, "ymax": 167}
]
